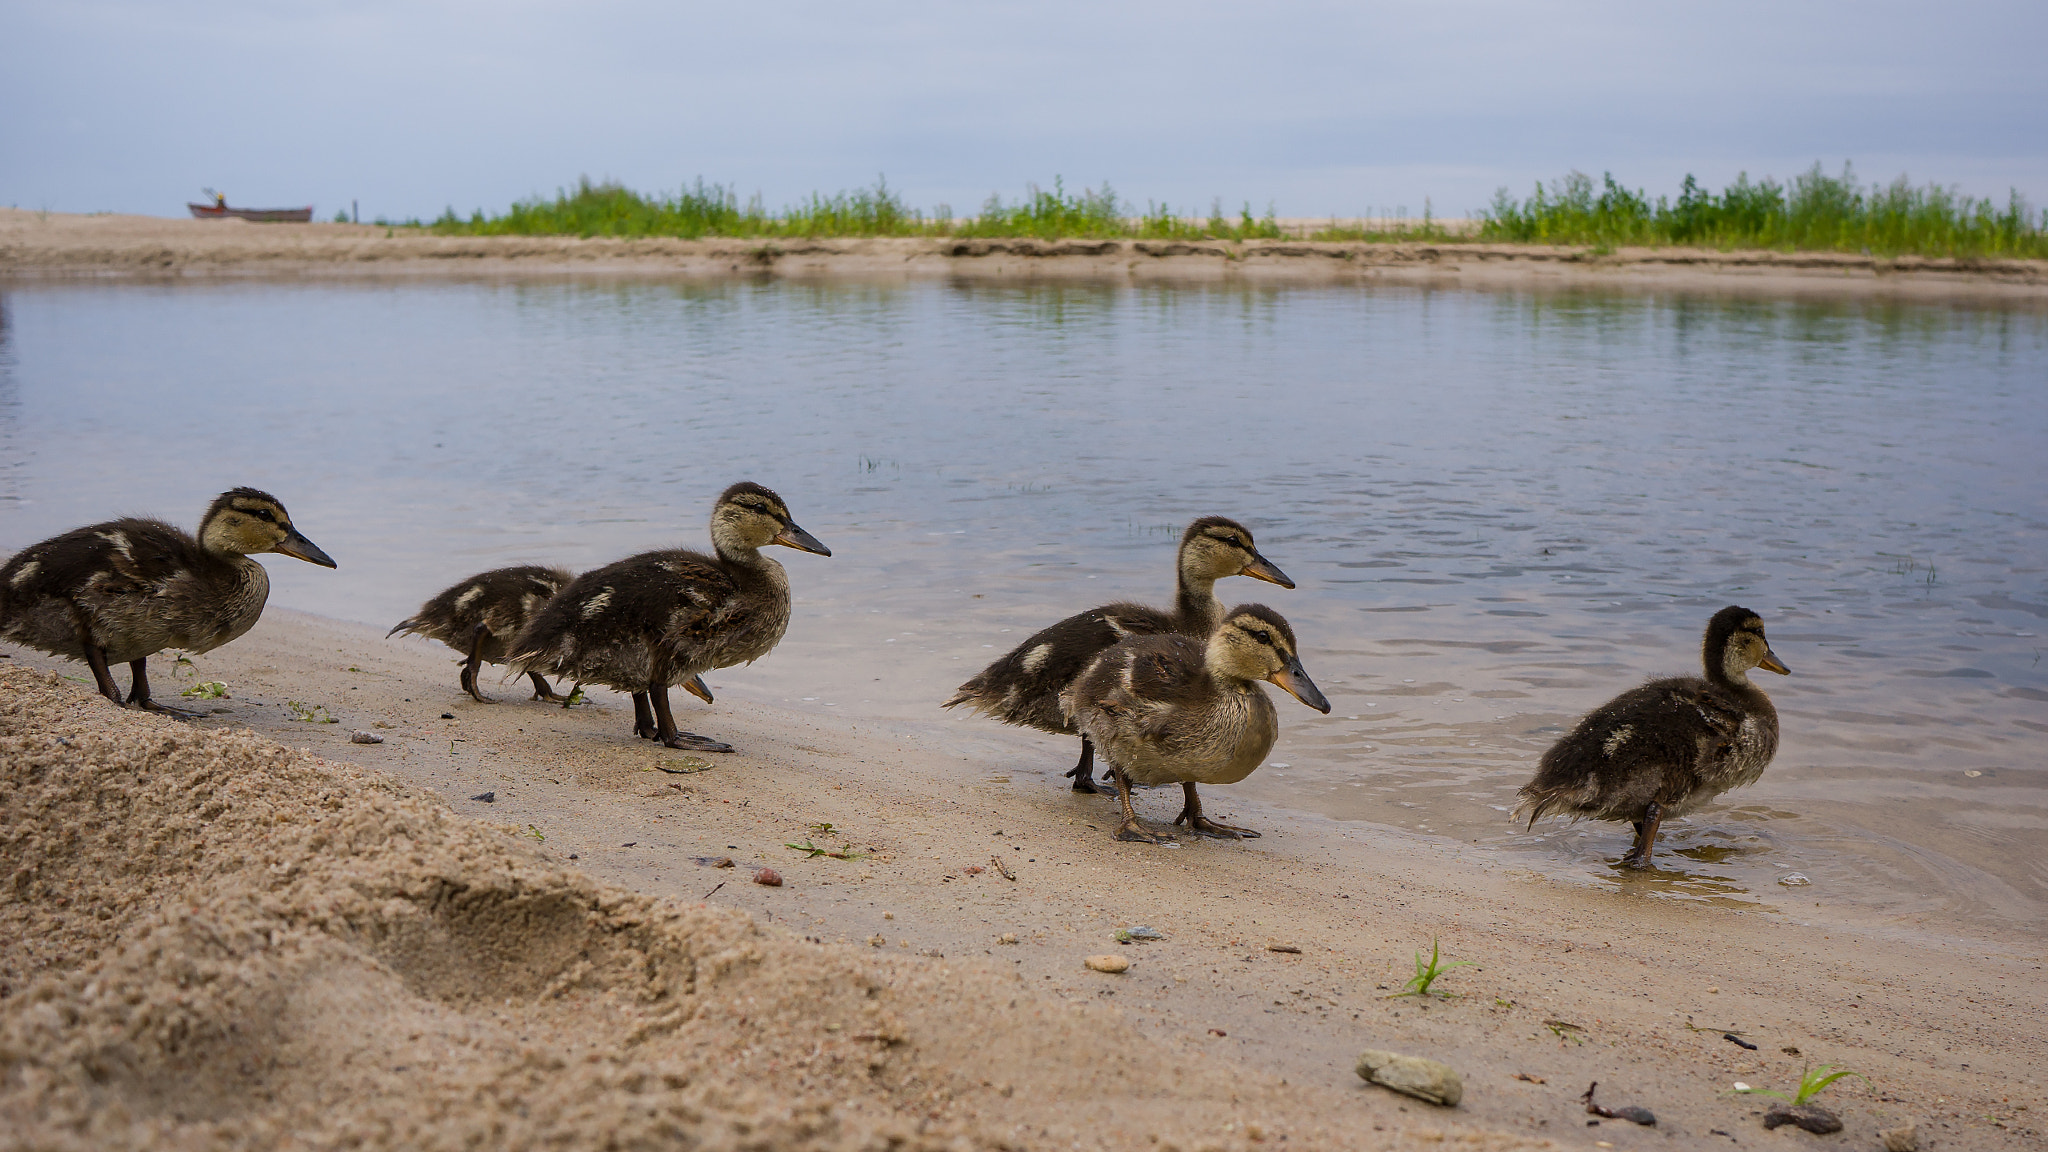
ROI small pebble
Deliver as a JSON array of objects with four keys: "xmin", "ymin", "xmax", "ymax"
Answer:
[
  {"xmin": 997, "ymin": 933, "xmax": 1019, "ymax": 945},
  {"xmin": 752, "ymin": 867, "xmax": 782, "ymax": 887},
  {"xmin": 1778, "ymin": 873, "xmax": 1812, "ymax": 886},
  {"xmin": 470, "ymin": 791, "xmax": 495, "ymax": 803},
  {"xmin": 1355, "ymin": 1049, "xmax": 1463, "ymax": 1107},
  {"xmin": 693, "ymin": 855, "xmax": 734, "ymax": 868},
  {"xmin": 1879, "ymin": 1122, "xmax": 1918, "ymax": 1152},
  {"xmin": 1268, "ymin": 942, "xmax": 1303, "ymax": 954},
  {"xmin": 349, "ymin": 731, "xmax": 384, "ymax": 744},
  {"xmin": 1763, "ymin": 1103, "xmax": 1842, "ymax": 1134},
  {"xmin": 441, "ymin": 712, "xmax": 455, "ymax": 719},
  {"xmin": 868, "ymin": 934, "xmax": 886, "ymax": 947},
  {"xmin": 1084, "ymin": 954, "xmax": 1130, "ymax": 973},
  {"xmin": 1706, "ymin": 986, "xmax": 1720, "ymax": 994}
]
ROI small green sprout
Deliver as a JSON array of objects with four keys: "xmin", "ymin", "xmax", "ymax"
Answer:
[
  {"xmin": 1384, "ymin": 937, "xmax": 1472, "ymax": 999},
  {"xmin": 1545, "ymin": 1019, "xmax": 1587, "ymax": 1044},
  {"xmin": 784, "ymin": 839, "xmax": 868, "ymax": 860},
  {"xmin": 1736, "ymin": 1064, "xmax": 1869, "ymax": 1105},
  {"xmin": 523, "ymin": 824, "xmax": 545, "ymax": 842},
  {"xmin": 286, "ymin": 700, "xmax": 337, "ymax": 723},
  {"xmin": 181, "ymin": 681, "xmax": 230, "ymax": 699},
  {"xmin": 170, "ymin": 653, "xmax": 198, "ymax": 680},
  {"xmin": 562, "ymin": 686, "xmax": 587, "ymax": 707}
]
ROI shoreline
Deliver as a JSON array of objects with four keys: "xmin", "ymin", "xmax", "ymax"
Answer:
[
  {"xmin": 3, "ymin": 607, "xmax": 2041, "ymax": 1149},
  {"xmin": 5, "ymin": 208, "xmax": 2047, "ymax": 301}
]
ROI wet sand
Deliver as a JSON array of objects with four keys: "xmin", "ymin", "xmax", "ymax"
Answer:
[
  {"xmin": 4, "ymin": 208, "xmax": 2046, "ymax": 300},
  {"xmin": 3, "ymin": 611, "xmax": 2041, "ymax": 1151}
]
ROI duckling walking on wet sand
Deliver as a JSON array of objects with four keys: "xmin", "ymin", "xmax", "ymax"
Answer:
[
  {"xmin": 0, "ymin": 488, "xmax": 336, "ymax": 715},
  {"xmin": 1514, "ymin": 605, "xmax": 1789, "ymax": 869},
  {"xmin": 944, "ymin": 517, "xmax": 1293, "ymax": 793},
  {"xmin": 1063, "ymin": 604, "xmax": 1330, "ymax": 843},
  {"xmin": 388, "ymin": 565, "xmax": 578, "ymax": 703},
  {"xmin": 505, "ymin": 482, "xmax": 830, "ymax": 753}
]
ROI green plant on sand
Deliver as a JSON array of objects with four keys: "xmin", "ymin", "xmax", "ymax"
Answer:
[
  {"xmin": 1385, "ymin": 936, "xmax": 1472, "ymax": 998},
  {"xmin": 1736, "ymin": 1064, "xmax": 1869, "ymax": 1105}
]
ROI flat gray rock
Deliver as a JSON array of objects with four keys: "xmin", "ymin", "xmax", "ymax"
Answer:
[{"xmin": 1355, "ymin": 1049, "xmax": 1462, "ymax": 1107}]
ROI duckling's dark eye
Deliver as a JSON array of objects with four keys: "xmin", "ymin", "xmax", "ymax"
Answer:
[
  {"xmin": 1251, "ymin": 629, "xmax": 1273, "ymax": 646},
  {"xmin": 247, "ymin": 508, "xmax": 274, "ymax": 522}
]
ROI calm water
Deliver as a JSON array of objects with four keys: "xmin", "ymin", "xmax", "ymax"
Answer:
[{"xmin": 2, "ymin": 277, "xmax": 2044, "ymax": 937}]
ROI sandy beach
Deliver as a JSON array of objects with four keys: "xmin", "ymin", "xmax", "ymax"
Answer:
[
  {"xmin": 4, "ymin": 208, "xmax": 2047, "ymax": 300},
  {"xmin": 3, "ymin": 607, "xmax": 2041, "ymax": 1151}
]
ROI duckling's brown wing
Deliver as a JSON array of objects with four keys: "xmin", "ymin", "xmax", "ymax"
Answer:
[
  {"xmin": 390, "ymin": 565, "xmax": 573, "ymax": 651},
  {"xmin": 3, "ymin": 519, "xmax": 203, "ymax": 605},
  {"xmin": 943, "ymin": 601, "xmax": 1177, "ymax": 734},
  {"xmin": 1517, "ymin": 675, "xmax": 1738, "ymax": 824},
  {"xmin": 1066, "ymin": 634, "xmax": 1206, "ymax": 737},
  {"xmin": 505, "ymin": 551, "xmax": 741, "ymax": 689}
]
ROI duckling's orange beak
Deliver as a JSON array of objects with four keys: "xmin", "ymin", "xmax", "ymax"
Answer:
[
  {"xmin": 1269, "ymin": 655, "xmax": 1331, "ymax": 713},
  {"xmin": 1758, "ymin": 648, "xmax": 1790, "ymax": 675},
  {"xmin": 273, "ymin": 527, "xmax": 337, "ymax": 568},
  {"xmin": 682, "ymin": 675, "xmax": 714, "ymax": 703},
  {"xmin": 772, "ymin": 522, "xmax": 831, "ymax": 556},
  {"xmin": 1241, "ymin": 551, "xmax": 1294, "ymax": 589}
]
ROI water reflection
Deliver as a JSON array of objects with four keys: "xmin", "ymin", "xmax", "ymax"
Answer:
[{"xmin": 0, "ymin": 276, "xmax": 2042, "ymax": 934}]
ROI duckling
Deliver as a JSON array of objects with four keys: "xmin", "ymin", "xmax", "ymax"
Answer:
[
  {"xmin": 0, "ymin": 488, "xmax": 336, "ymax": 715},
  {"xmin": 388, "ymin": 565, "xmax": 578, "ymax": 703},
  {"xmin": 1514, "ymin": 605, "xmax": 1790, "ymax": 869},
  {"xmin": 504, "ymin": 482, "xmax": 830, "ymax": 752},
  {"xmin": 1063, "ymin": 604, "xmax": 1330, "ymax": 843},
  {"xmin": 944, "ymin": 516, "xmax": 1292, "ymax": 793}
]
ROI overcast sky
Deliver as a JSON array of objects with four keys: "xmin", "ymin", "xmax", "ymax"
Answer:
[{"xmin": 4, "ymin": 0, "xmax": 2044, "ymax": 222}]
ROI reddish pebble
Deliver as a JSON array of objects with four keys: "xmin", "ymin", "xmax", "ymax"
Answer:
[
  {"xmin": 963, "ymin": 865, "xmax": 984, "ymax": 875},
  {"xmin": 753, "ymin": 868, "xmax": 783, "ymax": 887}
]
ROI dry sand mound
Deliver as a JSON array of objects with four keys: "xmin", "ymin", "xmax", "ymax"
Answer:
[{"xmin": 0, "ymin": 669, "xmax": 1541, "ymax": 1152}]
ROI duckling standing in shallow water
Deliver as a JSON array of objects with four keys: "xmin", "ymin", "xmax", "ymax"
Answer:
[
  {"xmin": 1514, "ymin": 605, "xmax": 1789, "ymax": 869},
  {"xmin": 388, "ymin": 565, "xmax": 579, "ymax": 703},
  {"xmin": 1063, "ymin": 604, "xmax": 1330, "ymax": 843},
  {"xmin": 0, "ymin": 488, "xmax": 336, "ymax": 715},
  {"xmin": 944, "ymin": 516, "xmax": 1292, "ymax": 793},
  {"xmin": 504, "ymin": 482, "xmax": 829, "ymax": 753}
]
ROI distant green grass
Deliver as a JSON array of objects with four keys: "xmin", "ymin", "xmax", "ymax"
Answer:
[
  {"xmin": 1480, "ymin": 164, "xmax": 2047, "ymax": 259},
  {"xmin": 422, "ymin": 166, "xmax": 2045, "ymax": 258},
  {"xmin": 429, "ymin": 176, "xmax": 1286, "ymax": 241}
]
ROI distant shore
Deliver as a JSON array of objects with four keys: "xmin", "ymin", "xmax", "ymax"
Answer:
[{"xmin": 5, "ymin": 208, "xmax": 2046, "ymax": 300}]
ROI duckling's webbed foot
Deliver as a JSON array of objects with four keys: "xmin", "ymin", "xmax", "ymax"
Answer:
[
  {"xmin": 125, "ymin": 658, "xmax": 203, "ymax": 719},
  {"xmin": 1174, "ymin": 782, "xmax": 1261, "ymax": 839},
  {"xmin": 1064, "ymin": 736, "xmax": 1106, "ymax": 793},
  {"xmin": 648, "ymin": 683, "xmax": 737, "ymax": 754},
  {"xmin": 527, "ymin": 672, "xmax": 567, "ymax": 702},
  {"xmin": 1621, "ymin": 801, "xmax": 1663, "ymax": 869},
  {"xmin": 1109, "ymin": 768, "xmax": 1170, "ymax": 844}
]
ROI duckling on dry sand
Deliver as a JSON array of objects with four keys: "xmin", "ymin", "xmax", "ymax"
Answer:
[
  {"xmin": 504, "ymin": 482, "xmax": 829, "ymax": 753},
  {"xmin": 1063, "ymin": 603, "xmax": 1330, "ymax": 843},
  {"xmin": 1514, "ymin": 605, "xmax": 1789, "ymax": 869},
  {"xmin": 944, "ymin": 516, "xmax": 1292, "ymax": 793},
  {"xmin": 0, "ymin": 488, "xmax": 336, "ymax": 716},
  {"xmin": 388, "ymin": 565, "xmax": 582, "ymax": 703}
]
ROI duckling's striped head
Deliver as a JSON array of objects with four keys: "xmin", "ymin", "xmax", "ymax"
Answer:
[
  {"xmin": 1211, "ymin": 603, "xmax": 1330, "ymax": 712},
  {"xmin": 711, "ymin": 481, "xmax": 831, "ymax": 557},
  {"xmin": 1181, "ymin": 516, "xmax": 1293, "ymax": 588},
  {"xmin": 1706, "ymin": 605, "xmax": 1789, "ymax": 682},
  {"xmin": 199, "ymin": 488, "xmax": 336, "ymax": 567}
]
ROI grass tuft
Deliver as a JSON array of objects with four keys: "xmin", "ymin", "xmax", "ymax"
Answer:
[
  {"xmin": 1481, "ymin": 164, "xmax": 2047, "ymax": 258},
  {"xmin": 1385, "ymin": 936, "xmax": 1472, "ymax": 998},
  {"xmin": 1736, "ymin": 1064, "xmax": 1869, "ymax": 1105}
]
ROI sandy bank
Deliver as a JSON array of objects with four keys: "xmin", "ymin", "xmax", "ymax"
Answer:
[
  {"xmin": 4, "ymin": 209, "xmax": 2045, "ymax": 300},
  {"xmin": 3, "ymin": 612, "xmax": 2042, "ymax": 1151}
]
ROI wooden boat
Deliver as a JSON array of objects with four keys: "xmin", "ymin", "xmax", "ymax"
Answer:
[{"xmin": 188, "ymin": 201, "xmax": 314, "ymax": 223}]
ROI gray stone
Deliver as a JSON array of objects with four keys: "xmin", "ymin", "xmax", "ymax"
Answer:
[
  {"xmin": 1354, "ymin": 1049, "xmax": 1462, "ymax": 1107},
  {"xmin": 1762, "ymin": 1103, "xmax": 1842, "ymax": 1134},
  {"xmin": 1879, "ymin": 1123, "xmax": 1919, "ymax": 1152}
]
